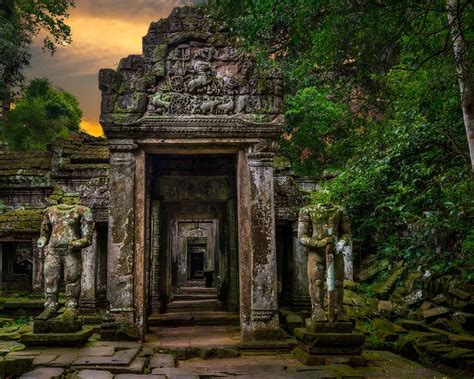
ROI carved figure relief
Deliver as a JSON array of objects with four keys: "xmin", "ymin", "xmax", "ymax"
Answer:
[{"xmin": 145, "ymin": 43, "xmax": 282, "ymax": 117}]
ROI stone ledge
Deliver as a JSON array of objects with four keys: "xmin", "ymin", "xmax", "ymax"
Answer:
[{"xmin": 20, "ymin": 326, "xmax": 95, "ymax": 347}]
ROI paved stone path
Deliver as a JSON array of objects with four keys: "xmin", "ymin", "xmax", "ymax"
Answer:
[{"xmin": 0, "ymin": 326, "xmax": 446, "ymax": 378}]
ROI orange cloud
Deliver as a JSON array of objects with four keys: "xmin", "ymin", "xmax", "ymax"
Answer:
[{"xmin": 80, "ymin": 119, "xmax": 104, "ymax": 137}]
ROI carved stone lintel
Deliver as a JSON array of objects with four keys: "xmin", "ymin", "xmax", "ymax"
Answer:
[{"xmin": 108, "ymin": 140, "xmax": 138, "ymax": 153}]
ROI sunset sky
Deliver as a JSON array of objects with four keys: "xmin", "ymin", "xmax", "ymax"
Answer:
[{"xmin": 26, "ymin": 0, "xmax": 188, "ymax": 136}]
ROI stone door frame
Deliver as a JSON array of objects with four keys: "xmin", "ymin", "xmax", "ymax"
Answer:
[{"xmin": 106, "ymin": 139, "xmax": 282, "ymax": 342}]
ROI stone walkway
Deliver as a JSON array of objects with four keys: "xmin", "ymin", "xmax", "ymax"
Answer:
[{"xmin": 0, "ymin": 326, "xmax": 446, "ymax": 378}]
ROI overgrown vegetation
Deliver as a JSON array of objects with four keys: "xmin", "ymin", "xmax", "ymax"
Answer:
[
  {"xmin": 0, "ymin": 78, "xmax": 82, "ymax": 150},
  {"xmin": 207, "ymin": 0, "xmax": 474, "ymax": 271}
]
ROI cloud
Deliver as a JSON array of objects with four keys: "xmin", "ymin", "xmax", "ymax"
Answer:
[{"xmin": 25, "ymin": 0, "xmax": 184, "ymax": 135}]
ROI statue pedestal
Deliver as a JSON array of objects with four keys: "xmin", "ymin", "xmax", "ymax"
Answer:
[
  {"xmin": 33, "ymin": 317, "xmax": 83, "ymax": 334},
  {"xmin": 22, "ymin": 315, "xmax": 93, "ymax": 347},
  {"xmin": 21, "ymin": 325, "xmax": 94, "ymax": 347},
  {"xmin": 292, "ymin": 319, "xmax": 367, "ymax": 366}
]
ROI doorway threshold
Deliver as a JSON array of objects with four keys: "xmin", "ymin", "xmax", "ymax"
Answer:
[{"xmin": 148, "ymin": 311, "xmax": 239, "ymax": 327}]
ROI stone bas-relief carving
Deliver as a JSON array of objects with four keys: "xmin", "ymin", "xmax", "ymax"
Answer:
[
  {"xmin": 99, "ymin": 7, "xmax": 284, "ymax": 126},
  {"xmin": 36, "ymin": 193, "xmax": 93, "ymax": 326},
  {"xmin": 145, "ymin": 44, "xmax": 283, "ymax": 118},
  {"xmin": 297, "ymin": 202, "xmax": 351, "ymax": 322}
]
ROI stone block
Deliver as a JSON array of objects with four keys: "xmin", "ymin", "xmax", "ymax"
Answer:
[
  {"xmin": 302, "ymin": 343, "xmax": 363, "ymax": 355},
  {"xmin": 292, "ymin": 346, "xmax": 325, "ymax": 365},
  {"xmin": 422, "ymin": 306, "xmax": 450, "ymax": 321},
  {"xmin": 449, "ymin": 287, "xmax": 471, "ymax": 301},
  {"xmin": 72, "ymin": 347, "xmax": 138, "ymax": 367},
  {"xmin": 20, "ymin": 326, "xmax": 94, "ymax": 347},
  {"xmin": 396, "ymin": 319, "xmax": 430, "ymax": 332},
  {"xmin": 431, "ymin": 293, "xmax": 448, "ymax": 305},
  {"xmin": 149, "ymin": 353, "xmax": 176, "ymax": 368},
  {"xmin": 294, "ymin": 328, "xmax": 365, "ymax": 347},
  {"xmin": 20, "ymin": 367, "xmax": 64, "ymax": 379},
  {"xmin": 32, "ymin": 354, "xmax": 58, "ymax": 366},
  {"xmin": 78, "ymin": 346, "xmax": 115, "ymax": 357},
  {"xmin": 305, "ymin": 319, "xmax": 354, "ymax": 333},
  {"xmin": 73, "ymin": 369, "xmax": 114, "ymax": 379},
  {"xmin": 33, "ymin": 318, "xmax": 83, "ymax": 334}
]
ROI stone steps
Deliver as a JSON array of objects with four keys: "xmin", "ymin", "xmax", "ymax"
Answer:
[
  {"xmin": 176, "ymin": 286, "xmax": 217, "ymax": 294},
  {"xmin": 173, "ymin": 293, "xmax": 217, "ymax": 301},
  {"xmin": 167, "ymin": 299, "xmax": 219, "ymax": 312}
]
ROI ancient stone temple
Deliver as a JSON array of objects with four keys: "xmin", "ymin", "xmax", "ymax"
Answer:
[
  {"xmin": 99, "ymin": 6, "xmax": 302, "ymax": 342},
  {"xmin": 0, "ymin": 7, "xmax": 315, "ymax": 343}
]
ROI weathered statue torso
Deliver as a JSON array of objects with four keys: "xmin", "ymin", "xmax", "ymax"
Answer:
[
  {"xmin": 298, "ymin": 202, "xmax": 350, "ymax": 322},
  {"xmin": 37, "ymin": 196, "xmax": 93, "ymax": 322}
]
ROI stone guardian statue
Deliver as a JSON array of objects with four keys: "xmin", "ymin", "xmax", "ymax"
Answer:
[
  {"xmin": 36, "ymin": 192, "xmax": 93, "ymax": 322},
  {"xmin": 298, "ymin": 200, "xmax": 350, "ymax": 322}
]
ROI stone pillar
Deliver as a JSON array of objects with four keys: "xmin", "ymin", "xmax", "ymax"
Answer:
[
  {"xmin": 226, "ymin": 198, "xmax": 239, "ymax": 312},
  {"xmin": 291, "ymin": 222, "xmax": 310, "ymax": 309},
  {"xmin": 31, "ymin": 238, "xmax": 44, "ymax": 292},
  {"xmin": 134, "ymin": 148, "xmax": 147, "ymax": 341},
  {"xmin": 80, "ymin": 229, "xmax": 98, "ymax": 310},
  {"xmin": 238, "ymin": 150, "xmax": 281, "ymax": 341},
  {"xmin": 107, "ymin": 140, "xmax": 137, "ymax": 321},
  {"xmin": 150, "ymin": 200, "xmax": 161, "ymax": 313},
  {"xmin": 0, "ymin": 243, "xmax": 3, "ymax": 293}
]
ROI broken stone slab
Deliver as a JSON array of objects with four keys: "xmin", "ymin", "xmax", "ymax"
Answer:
[
  {"xmin": 20, "ymin": 367, "xmax": 64, "ymax": 379},
  {"xmin": 431, "ymin": 318, "xmax": 464, "ymax": 334},
  {"xmin": 294, "ymin": 328, "xmax": 365, "ymax": 348},
  {"xmin": 343, "ymin": 289, "xmax": 366, "ymax": 306},
  {"xmin": 305, "ymin": 319, "xmax": 354, "ymax": 334},
  {"xmin": 72, "ymin": 369, "xmax": 114, "ymax": 379},
  {"xmin": 149, "ymin": 353, "xmax": 176, "ymax": 368},
  {"xmin": 449, "ymin": 334, "xmax": 474, "ymax": 349},
  {"xmin": 78, "ymin": 345, "xmax": 115, "ymax": 357},
  {"xmin": 430, "ymin": 293, "xmax": 448, "ymax": 306},
  {"xmin": 396, "ymin": 320, "xmax": 430, "ymax": 332},
  {"xmin": 49, "ymin": 351, "xmax": 79, "ymax": 367},
  {"xmin": 449, "ymin": 286, "xmax": 471, "ymax": 301},
  {"xmin": 440, "ymin": 347, "xmax": 473, "ymax": 367},
  {"xmin": 422, "ymin": 306, "xmax": 450, "ymax": 321},
  {"xmin": 32, "ymin": 354, "xmax": 58, "ymax": 366},
  {"xmin": 0, "ymin": 339, "xmax": 25, "ymax": 355},
  {"xmin": 374, "ymin": 263, "xmax": 407, "ymax": 299},
  {"xmin": 420, "ymin": 301, "xmax": 435, "ymax": 311},
  {"xmin": 151, "ymin": 367, "xmax": 199, "ymax": 378},
  {"xmin": 72, "ymin": 347, "xmax": 139, "ymax": 367},
  {"xmin": 292, "ymin": 346, "xmax": 325, "ymax": 365},
  {"xmin": 356, "ymin": 259, "xmax": 390, "ymax": 282}
]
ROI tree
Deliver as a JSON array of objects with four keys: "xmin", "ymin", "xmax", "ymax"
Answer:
[
  {"xmin": 207, "ymin": 0, "xmax": 474, "ymax": 170},
  {"xmin": 0, "ymin": 0, "xmax": 74, "ymax": 124},
  {"xmin": 1, "ymin": 78, "xmax": 82, "ymax": 150},
  {"xmin": 206, "ymin": 1, "xmax": 474, "ymax": 269},
  {"xmin": 447, "ymin": 0, "xmax": 474, "ymax": 171}
]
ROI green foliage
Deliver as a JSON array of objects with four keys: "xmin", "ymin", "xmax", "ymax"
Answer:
[
  {"xmin": 0, "ymin": 78, "xmax": 82, "ymax": 150},
  {"xmin": 0, "ymin": 0, "xmax": 74, "ymax": 116},
  {"xmin": 208, "ymin": 0, "xmax": 474, "ymax": 269}
]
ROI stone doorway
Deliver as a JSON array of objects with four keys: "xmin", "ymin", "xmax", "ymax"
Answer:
[{"xmin": 148, "ymin": 154, "xmax": 239, "ymax": 316}]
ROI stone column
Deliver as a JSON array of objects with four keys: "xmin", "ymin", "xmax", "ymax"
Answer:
[
  {"xmin": 343, "ymin": 245, "xmax": 354, "ymax": 280},
  {"xmin": 238, "ymin": 150, "xmax": 281, "ymax": 341},
  {"xmin": 107, "ymin": 140, "xmax": 137, "ymax": 321},
  {"xmin": 290, "ymin": 222, "xmax": 310, "ymax": 309},
  {"xmin": 226, "ymin": 198, "xmax": 239, "ymax": 312},
  {"xmin": 150, "ymin": 200, "xmax": 161, "ymax": 313},
  {"xmin": 80, "ymin": 229, "xmax": 98, "ymax": 310},
  {"xmin": 31, "ymin": 238, "xmax": 44, "ymax": 292}
]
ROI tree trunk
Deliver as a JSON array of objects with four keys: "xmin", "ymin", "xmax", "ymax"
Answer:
[
  {"xmin": 1, "ymin": 83, "xmax": 11, "ymax": 126},
  {"xmin": 447, "ymin": 0, "xmax": 474, "ymax": 172}
]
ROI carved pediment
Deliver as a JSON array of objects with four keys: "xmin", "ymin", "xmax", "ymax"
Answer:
[{"xmin": 99, "ymin": 6, "xmax": 284, "ymax": 131}]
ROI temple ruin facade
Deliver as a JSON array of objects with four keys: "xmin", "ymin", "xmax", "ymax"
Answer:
[{"xmin": 0, "ymin": 7, "xmax": 317, "ymax": 342}]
